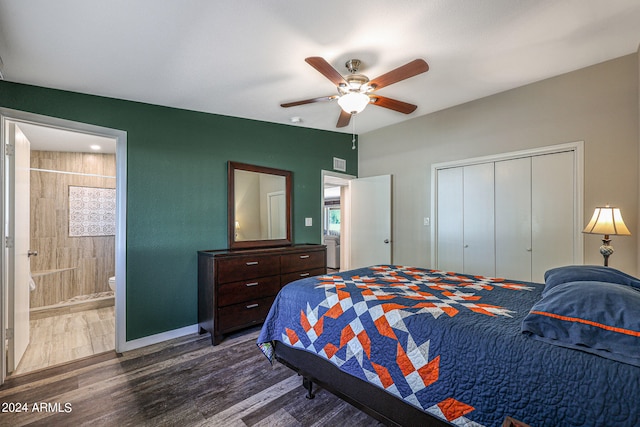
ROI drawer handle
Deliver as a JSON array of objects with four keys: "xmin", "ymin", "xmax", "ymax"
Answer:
[
  {"xmin": 300, "ymin": 273, "xmax": 310, "ymax": 277},
  {"xmin": 299, "ymin": 255, "xmax": 310, "ymax": 259},
  {"xmin": 246, "ymin": 261, "xmax": 259, "ymax": 266},
  {"xmin": 245, "ymin": 282, "xmax": 259, "ymax": 287},
  {"xmin": 246, "ymin": 304, "xmax": 259, "ymax": 309}
]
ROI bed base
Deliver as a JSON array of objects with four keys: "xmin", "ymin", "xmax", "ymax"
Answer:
[{"xmin": 274, "ymin": 341, "xmax": 452, "ymax": 427}]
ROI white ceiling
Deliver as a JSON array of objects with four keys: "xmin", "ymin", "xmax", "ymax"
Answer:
[
  {"xmin": 16, "ymin": 122, "xmax": 116, "ymax": 153},
  {"xmin": 1, "ymin": 0, "xmax": 640, "ymax": 144}
]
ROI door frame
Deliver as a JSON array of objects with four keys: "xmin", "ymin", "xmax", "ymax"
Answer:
[
  {"xmin": 430, "ymin": 141, "xmax": 584, "ymax": 270},
  {"xmin": 321, "ymin": 170, "xmax": 355, "ymax": 270},
  {"xmin": 0, "ymin": 109, "xmax": 127, "ymax": 383}
]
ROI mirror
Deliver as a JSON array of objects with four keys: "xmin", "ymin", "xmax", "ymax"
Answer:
[{"xmin": 228, "ymin": 161, "xmax": 292, "ymax": 249}]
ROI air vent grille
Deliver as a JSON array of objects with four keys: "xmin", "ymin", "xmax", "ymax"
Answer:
[{"xmin": 333, "ymin": 157, "xmax": 346, "ymax": 172}]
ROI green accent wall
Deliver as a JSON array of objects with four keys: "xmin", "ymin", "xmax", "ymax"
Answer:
[{"xmin": 0, "ymin": 81, "xmax": 358, "ymax": 340}]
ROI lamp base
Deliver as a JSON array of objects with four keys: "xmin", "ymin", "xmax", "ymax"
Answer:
[{"xmin": 599, "ymin": 237, "xmax": 613, "ymax": 267}]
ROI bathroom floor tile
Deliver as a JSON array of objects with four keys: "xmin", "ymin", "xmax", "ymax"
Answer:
[{"xmin": 12, "ymin": 306, "xmax": 115, "ymax": 376}]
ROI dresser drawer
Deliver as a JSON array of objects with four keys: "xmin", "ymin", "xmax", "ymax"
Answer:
[
  {"xmin": 216, "ymin": 254, "xmax": 280, "ymax": 283},
  {"xmin": 218, "ymin": 276, "xmax": 280, "ymax": 307},
  {"xmin": 281, "ymin": 250, "xmax": 326, "ymax": 274},
  {"xmin": 218, "ymin": 295, "xmax": 275, "ymax": 332},
  {"xmin": 281, "ymin": 267, "xmax": 327, "ymax": 286}
]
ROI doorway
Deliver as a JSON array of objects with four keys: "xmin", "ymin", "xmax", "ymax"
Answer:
[
  {"xmin": 1, "ymin": 109, "xmax": 127, "ymax": 383},
  {"xmin": 321, "ymin": 170, "xmax": 355, "ymax": 271},
  {"xmin": 321, "ymin": 170, "xmax": 394, "ymax": 271}
]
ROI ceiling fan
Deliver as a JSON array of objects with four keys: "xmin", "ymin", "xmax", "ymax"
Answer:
[{"xmin": 281, "ymin": 57, "xmax": 429, "ymax": 128}]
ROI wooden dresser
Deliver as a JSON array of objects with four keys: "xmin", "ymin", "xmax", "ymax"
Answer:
[{"xmin": 198, "ymin": 244, "xmax": 326, "ymax": 345}]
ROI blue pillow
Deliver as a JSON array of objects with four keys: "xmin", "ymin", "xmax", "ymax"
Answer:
[
  {"xmin": 522, "ymin": 281, "xmax": 640, "ymax": 367},
  {"xmin": 543, "ymin": 265, "xmax": 640, "ymax": 296}
]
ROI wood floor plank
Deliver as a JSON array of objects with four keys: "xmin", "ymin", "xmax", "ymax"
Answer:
[{"xmin": 0, "ymin": 329, "xmax": 381, "ymax": 426}]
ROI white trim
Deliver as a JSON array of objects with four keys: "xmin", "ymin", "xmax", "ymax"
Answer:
[
  {"xmin": 0, "ymin": 109, "xmax": 128, "ymax": 371},
  {"xmin": 431, "ymin": 141, "xmax": 582, "ymax": 170},
  {"xmin": 320, "ymin": 169, "xmax": 356, "ymax": 241},
  {"xmin": 118, "ymin": 324, "xmax": 199, "ymax": 352},
  {"xmin": 430, "ymin": 141, "xmax": 584, "ymax": 270},
  {"xmin": 1, "ymin": 115, "xmax": 7, "ymax": 384},
  {"xmin": 321, "ymin": 170, "xmax": 356, "ymax": 271},
  {"xmin": 114, "ymin": 127, "xmax": 127, "ymax": 353}
]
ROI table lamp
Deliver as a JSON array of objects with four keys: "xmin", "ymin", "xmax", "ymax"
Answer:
[{"xmin": 582, "ymin": 205, "xmax": 631, "ymax": 266}]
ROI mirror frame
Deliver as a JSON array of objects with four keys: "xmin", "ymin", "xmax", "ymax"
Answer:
[{"xmin": 228, "ymin": 161, "xmax": 292, "ymax": 249}]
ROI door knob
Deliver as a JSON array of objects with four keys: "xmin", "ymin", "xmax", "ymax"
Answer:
[
  {"xmin": 28, "ymin": 250, "xmax": 38, "ymax": 257},
  {"xmin": 384, "ymin": 239, "xmax": 390, "ymax": 244}
]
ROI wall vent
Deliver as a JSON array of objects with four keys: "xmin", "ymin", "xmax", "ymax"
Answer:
[{"xmin": 333, "ymin": 157, "xmax": 346, "ymax": 172}]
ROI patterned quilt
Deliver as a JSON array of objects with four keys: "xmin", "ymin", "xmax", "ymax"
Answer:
[{"xmin": 257, "ymin": 266, "xmax": 640, "ymax": 427}]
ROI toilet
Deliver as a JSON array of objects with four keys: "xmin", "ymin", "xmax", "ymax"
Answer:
[{"xmin": 108, "ymin": 276, "xmax": 116, "ymax": 292}]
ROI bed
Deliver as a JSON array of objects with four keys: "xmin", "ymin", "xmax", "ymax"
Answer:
[{"xmin": 257, "ymin": 265, "xmax": 640, "ymax": 427}]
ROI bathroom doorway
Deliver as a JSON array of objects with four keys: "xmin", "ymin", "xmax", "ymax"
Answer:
[
  {"xmin": 1, "ymin": 110, "xmax": 127, "ymax": 381},
  {"xmin": 321, "ymin": 170, "xmax": 355, "ymax": 272}
]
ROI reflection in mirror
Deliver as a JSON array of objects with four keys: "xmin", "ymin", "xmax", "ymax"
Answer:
[
  {"xmin": 228, "ymin": 162, "xmax": 292, "ymax": 249},
  {"xmin": 234, "ymin": 170, "xmax": 286, "ymax": 240}
]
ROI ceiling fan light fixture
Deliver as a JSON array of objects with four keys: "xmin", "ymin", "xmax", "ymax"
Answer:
[{"xmin": 337, "ymin": 92, "xmax": 370, "ymax": 114}]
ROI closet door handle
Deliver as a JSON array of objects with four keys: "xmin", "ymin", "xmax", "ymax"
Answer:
[{"xmin": 246, "ymin": 261, "xmax": 259, "ymax": 266}]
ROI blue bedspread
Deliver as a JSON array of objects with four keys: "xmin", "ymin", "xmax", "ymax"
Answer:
[{"xmin": 257, "ymin": 265, "xmax": 640, "ymax": 427}]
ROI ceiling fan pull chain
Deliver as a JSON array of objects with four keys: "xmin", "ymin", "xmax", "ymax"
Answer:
[{"xmin": 352, "ymin": 115, "xmax": 357, "ymax": 150}]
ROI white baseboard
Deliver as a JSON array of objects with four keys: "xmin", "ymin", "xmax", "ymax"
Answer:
[{"xmin": 117, "ymin": 324, "xmax": 199, "ymax": 353}]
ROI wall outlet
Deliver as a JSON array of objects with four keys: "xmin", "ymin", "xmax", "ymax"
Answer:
[
  {"xmin": 424, "ymin": 217, "xmax": 430, "ymax": 226},
  {"xmin": 305, "ymin": 217, "xmax": 313, "ymax": 226}
]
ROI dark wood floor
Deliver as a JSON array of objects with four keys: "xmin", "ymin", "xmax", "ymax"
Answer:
[{"xmin": 0, "ymin": 327, "xmax": 383, "ymax": 426}]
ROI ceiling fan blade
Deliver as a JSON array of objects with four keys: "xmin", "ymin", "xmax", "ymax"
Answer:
[
  {"xmin": 370, "ymin": 95, "xmax": 418, "ymax": 114},
  {"xmin": 336, "ymin": 109, "xmax": 352, "ymax": 128},
  {"xmin": 369, "ymin": 59, "xmax": 429, "ymax": 91},
  {"xmin": 281, "ymin": 95, "xmax": 337, "ymax": 108},
  {"xmin": 305, "ymin": 57, "xmax": 348, "ymax": 87}
]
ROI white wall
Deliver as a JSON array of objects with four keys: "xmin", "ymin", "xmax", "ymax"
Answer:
[
  {"xmin": 637, "ymin": 44, "xmax": 640, "ymax": 272},
  {"xmin": 360, "ymin": 53, "xmax": 639, "ymax": 276}
]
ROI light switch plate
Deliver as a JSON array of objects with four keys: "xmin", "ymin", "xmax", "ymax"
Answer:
[{"xmin": 305, "ymin": 217, "xmax": 313, "ymax": 226}]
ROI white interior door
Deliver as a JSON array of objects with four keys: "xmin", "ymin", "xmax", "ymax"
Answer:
[
  {"xmin": 436, "ymin": 167, "xmax": 464, "ymax": 272},
  {"xmin": 462, "ymin": 163, "xmax": 495, "ymax": 277},
  {"xmin": 532, "ymin": 151, "xmax": 575, "ymax": 282},
  {"xmin": 7, "ymin": 123, "xmax": 31, "ymax": 373},
  {"xmin": 267, "ymin": 191, "xmax": 286, "ymax": 239},
  {"xmin": 348, "ymin": 175, "xmax": 392, "ymax": 269},
  {"xmin": 495, "ymin": 157, "xmax": 532, "ymax": 281}
]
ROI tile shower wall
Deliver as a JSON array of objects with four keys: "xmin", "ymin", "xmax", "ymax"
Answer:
[{"xmin": 30, "ymin": 151, "xmax": 116, "ymax": 308}]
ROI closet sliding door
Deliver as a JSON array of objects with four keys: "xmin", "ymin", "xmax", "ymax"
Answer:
[
  {"xmin": 436, "ymin": 163, "xmax": 494, "ymax": 277},
  {"xmin": 531, "ymin": 151, "xmax": 575, "ymax": 282},
  {"xmin": 433, "ymin": 143, "xmax": 581, "ymax": 283},
  {"xmin": 436, "ymin": 168, "xmax": 464, "ymax": 272},
  {"xmin": 495, "ymin": 157, "xmax": 532, "ymax": 281},
  {"xmin": 462, "ymin": 163, "xmax": 495, "ymax": 277}
]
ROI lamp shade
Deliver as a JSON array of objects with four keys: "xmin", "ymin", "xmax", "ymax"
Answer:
[
  {"xmin": 583, "ymin": 206, "xmax": 631, "ymax": 236},
  {"xmin": 337, "ymin": 92, "xmax": 370, "ymax": 114}
]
